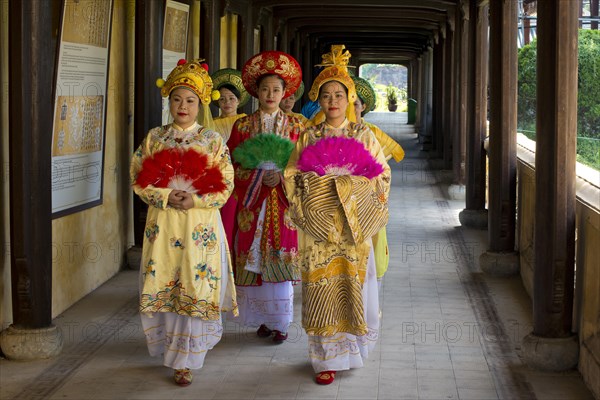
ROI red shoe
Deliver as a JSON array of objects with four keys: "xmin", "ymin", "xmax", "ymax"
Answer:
[
  {"xmin": 315, "ymin": 370, "xmax": 336, "ymax": 385},
  {"xmin": 174, "ymin": 368, "xmax": 192, "ymax": 386},
  {"xmin": 257, "ymin": 324, "xmax": 272, "ymax": 338},
  {"xmin": 272, "ymin": 330, "xmax": 288, "ymax": 344}
]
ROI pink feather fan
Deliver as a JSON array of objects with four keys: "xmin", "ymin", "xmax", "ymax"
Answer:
[{"xmin": 296, "ymin": 136, "xmax": 384, "ymax": 178}]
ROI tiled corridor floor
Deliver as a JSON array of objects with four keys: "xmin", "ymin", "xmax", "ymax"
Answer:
[{"xmin": 0, "ymin": 113, "xmax": 595, "ymax": 400}]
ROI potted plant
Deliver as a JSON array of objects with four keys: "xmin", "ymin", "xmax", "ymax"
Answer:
[{"xmin": 386, "ymin": 85, "xmax": 398, "ymax": 112}]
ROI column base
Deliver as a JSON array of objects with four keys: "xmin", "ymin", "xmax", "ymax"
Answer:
[
  {"xmin": 448, "ymin": 184, "xmax": 466, "ymax": 200},
  {"xmin": 458, "ymin": 209, "xmax": 488, "ymax": 230},
  {"xmin": 126, "ymin": 245, "xmax": 142, "ymax": 270},
  {"xmin": 479, "ymin": 251, "xmax": 519, "ymax": 276},
  {"xmin": 522, "ymin": 333, "xmax": 579, "ymax": 371},
  {"xmin": 0, "ymin": 324, "xmax": 63, "ymax": 360}
]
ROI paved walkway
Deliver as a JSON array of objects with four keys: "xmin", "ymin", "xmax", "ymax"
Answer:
[{"xmin": 0, "ymin": 112, "xmax": 594, "ymax": 399}]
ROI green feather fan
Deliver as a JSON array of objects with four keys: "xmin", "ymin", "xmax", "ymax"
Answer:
[{"xmin": 232, "ymin": 133, "xmax": 295, "ymax": 171}]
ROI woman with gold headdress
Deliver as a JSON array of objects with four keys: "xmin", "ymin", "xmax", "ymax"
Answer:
[
  {"xmin": 130, "ymin": 59, "xmax": 237, "ymax": 387},
  {"xmin": 228, "ymin": 51, "xmax": 305, "ymax": 344},
  {"xmin": 352, "ymin": 75, "xmax": 404, "ymax": 284},
  {"xmin": 284, "ymin": 45, "xmax": 391, "ymax": 385}
]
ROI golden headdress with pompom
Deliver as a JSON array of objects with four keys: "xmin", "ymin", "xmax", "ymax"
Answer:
[
  {"xmin": 156, "ymin": 59, "xmax": 217, "ymax": 105},
  {"xmin": 308, "ymin": 45, "xmax": 357, "ymax": 104}
]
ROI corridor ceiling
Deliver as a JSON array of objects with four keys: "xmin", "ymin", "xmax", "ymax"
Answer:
[{"xmin": 263, "ymin": 0, "xmax": 460, "ymax": 65}]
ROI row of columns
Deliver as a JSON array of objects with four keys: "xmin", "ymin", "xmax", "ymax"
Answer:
[{"xmin": 419, "ymin": 0, "xmax": 580, "ymax": 371}]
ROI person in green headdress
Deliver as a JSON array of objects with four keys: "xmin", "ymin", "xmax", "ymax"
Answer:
[
  {"xmin": 209, "ymin": 68, "xmax": 251, "ymax": 251},
  {"xmin": 280, "ymin": 81, "xmax": 309, "ymax": 125},
  {"xmin": 352, "ymin": 75, "xmax": 404, "ymax": 284},
  {"xmin": 210, "ymin": 68, "xmax": 250, "ymax": 143}
]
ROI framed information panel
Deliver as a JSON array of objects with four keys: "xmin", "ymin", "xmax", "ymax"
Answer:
[
  {"xmin": 161, "ymin": 0, "xmax": 190, "ymax": 125},
  {"xmin": 51, "ymin": 0, "xmax": 114, "ymax": 217}
]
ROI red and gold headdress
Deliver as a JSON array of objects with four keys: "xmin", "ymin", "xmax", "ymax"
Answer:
[
  {"xmin": 242, "ymin": 51, "xmax": 302, "ymax": 99},
  {"xmin": 308, "ymin": 45, "xmax": 357, "ymax": 105}
]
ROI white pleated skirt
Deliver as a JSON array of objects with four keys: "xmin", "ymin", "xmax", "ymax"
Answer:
[
  {"xmin": 234, "ymin": 281, "xmax": 294, "ymax": 332},
  {"xmin": 232, "ymin": 198, "xmax": 294, "ymax": 333},
  {"xmin": 139, "ymin": 216, "xmax": 231, "ymax": 370}
]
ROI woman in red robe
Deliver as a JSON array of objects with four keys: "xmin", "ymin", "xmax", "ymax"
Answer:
[{"xmin": 228, "ymin": 51, "xmax": 305, "ymax": 343}]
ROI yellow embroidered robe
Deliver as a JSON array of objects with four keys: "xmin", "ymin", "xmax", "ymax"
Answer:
[
  {"xmin": 361, "ymin": 118, "xmax": 405, "ymax": 278},
  {"xmin": 130, "ymin": 123, "xmax": 238, "ymax": 320},
  {"xmin": 362, "ymin": 119, "xmax": 405, "ymax": 162},
  {"xmin": 284, "ymin": 120, "xmax": 391, "ymax": 336},
  {"xmin": 213, "ymin": 113, "xmax": 247, "ymax": 143}
]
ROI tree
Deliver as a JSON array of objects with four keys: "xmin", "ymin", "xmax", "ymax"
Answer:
[{"xmin": 517, "ymin": 29, "xmax": 600, "ymax": 169}]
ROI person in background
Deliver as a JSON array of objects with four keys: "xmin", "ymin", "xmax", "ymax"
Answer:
[
  {"xmin": 228, "ymin": 51, "xmax": 305, "ymax": 344},
  {"xmin": 352, "ymin": 74, "xmax": 404, "ymax": 287},
  {"xmin": 131, "ymin": 59, "xmax": 237, "ymax": 387},
  {"xmin": 284, "ymin": 45, "xmax": 390, "ymax": 385},
  {"xmin": 210, "ymin": 68, "xmax": 250, "ymax": 253},
  {"xmin": 210, "ymin": 68, "xmax": 250, "ymax": 142},
  {"xmin": 280, "ymin": 81, "xmax": 309, "ymax": 125}
]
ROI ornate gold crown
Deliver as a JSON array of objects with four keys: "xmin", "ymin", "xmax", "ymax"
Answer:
[
  {"xmin": 156, "ymin": 59, "xmax": 216, "ymax": 105},
  {"xmin": 308, "ymin": 45, "xmax": 357, "ymax": 103}
]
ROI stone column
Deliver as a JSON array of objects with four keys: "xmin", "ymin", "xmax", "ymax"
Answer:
[
  {"xmin": 406, "ymin": 62, "xmax": 412, "ymax": 102},
  {"xmin": 522, "ymin": 0, "xmax": 579, "ymax": 372},
  {"xmin": 425, "ymin": 46, "xmax": 434, "ymax": 149},
  {"xmin": 128, "ymin": 0, "xmax": 163, "ymax": 268},
  {"xmin": 479, "ymin": 0, "xmax": 519, "ymax": 276},
  {"xmin": 414, "ymin": 55, "xmax": 423, "ymax": 133},
  {"xmin": 431, "ymin": 34, "xmax": 445, "ymax": 162},
  {"xmin": 0, "ymin": 0, "xmax": 62, "ymax": 360},
  {"xmin": 443, "ymin": 19, "xmax": 455, "ymax": 171},
  {"xmin": 444, "ymin": 12, "xmax": 465, "ymax": 200},
  {"xmin": 459, "ymin": 2, "xmax": 488, "ymax": 230},
  {"xmin": 449, "ymin": 2, "xmax": 468, "ymax": 200},
  {"xmin": 419, "ymin": 47, "xmax": 433, "ymax": 150}
]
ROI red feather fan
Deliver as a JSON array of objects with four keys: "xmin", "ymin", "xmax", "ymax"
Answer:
[{"xmin": 135, "ymin": 148, "xmax": 226, "ymax": 195}]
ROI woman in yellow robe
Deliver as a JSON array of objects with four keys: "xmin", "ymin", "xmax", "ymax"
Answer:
[
  {"xmin": 131, "ymin": 59, "xmax": 237, "ymax": 387},
  {"xmin": 210, "ymin": 68, "xmax": 249, "ymax": 142},
  {"xmin": 280, "ymin": 81, "xmax": 309, "ymax": 125},
  {"xmin": 210, "ymin": 68, "xmax": 249, "ymax": 252},
  {"xmin": 352, "ymin": 75, "xmax": 404, "ymax": 282},
  {"xmin": 284, "ymin": 45, "xmax": 390, "ymax": 385}
]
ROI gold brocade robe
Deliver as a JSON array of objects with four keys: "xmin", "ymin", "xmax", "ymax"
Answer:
[
  {"xmin": 284, "ymin": 111, "xmax": 309, "ymax": 126},
  {"xmin": 361, "ymin": 118, "xmax": 405, "ymax": 279},
  {"xmin": 283, "ymin": 120, "xmax": 391, "ymax": 336},
  {"xmin": 130, "ymin": 123, "xmax": 238, "ymax": 320}
]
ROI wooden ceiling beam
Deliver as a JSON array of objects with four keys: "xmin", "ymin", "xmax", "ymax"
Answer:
[{"xmin": 253, "ymin": 0, "xmax": 456, "ymax": 11}]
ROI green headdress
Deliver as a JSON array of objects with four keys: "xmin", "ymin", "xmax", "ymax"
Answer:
[
  {"xmin": 352, "ymin": 75, "xmax": 377, "ymax": 114},
  {"xmin": 210, "ymin": 68, "xmax": 250, "ymax": 107},
  {"xmin": 294, "ymin": 81, "xmax": 305, "ymax": 101}
]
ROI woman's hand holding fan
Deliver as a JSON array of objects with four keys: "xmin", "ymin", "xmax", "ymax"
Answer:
[
  {"xmin": 296, "ymin": 136, "xmax": 384, "ymax": 178},
  {"xmin": 135, "ymin": 148, "xmax": 227, "ymax": 195}
]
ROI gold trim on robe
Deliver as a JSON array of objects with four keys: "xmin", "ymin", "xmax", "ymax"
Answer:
[{"xmin": 284, "ymin": 120, "xmax": 390, "ymax": 336}]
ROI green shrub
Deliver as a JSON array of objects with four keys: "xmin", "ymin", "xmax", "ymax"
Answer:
[{"xmin": 517, "ymin": 30, "xmax": 600, "ymax": 170}]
